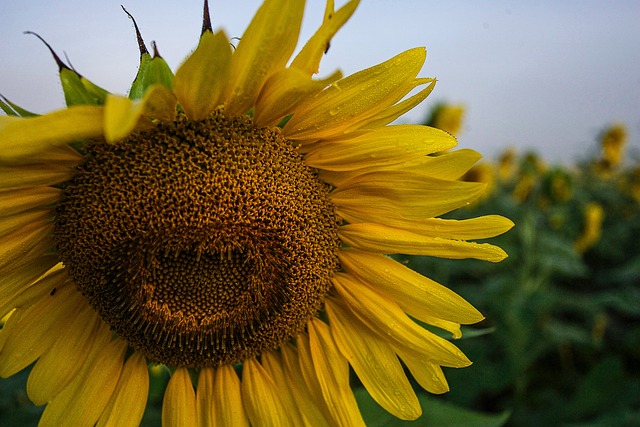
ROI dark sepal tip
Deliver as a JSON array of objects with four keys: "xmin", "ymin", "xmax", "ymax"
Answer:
[
  {"xmin": 121, "ymin": 5, "xmax": 149, "ymax": 57},
  {"xmin": 202, "ymin": 0, "xmax": 213, "ymax": 35},
  {"xmin": 23, "ymin": 31, "xmax": 69, "ymax": 72},
  {"xmin": 151, "ymin": 41, "xmax": 162, "ymax": 59}
]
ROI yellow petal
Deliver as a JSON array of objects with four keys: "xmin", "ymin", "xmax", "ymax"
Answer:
[
  {"xmin": 0, "ymin": 106, "xmax": 103, "ymax": 163},
  {"xmin": 396, "ymin": 350, "xmax": 450, "ymax": 394},
  {"xmin": 27, "ymin": 305, "xmax": 101, "ymax": 405},
  {"xmin": 163, "ymin": 367, "xmax": 197, "ymax": 427},
  {"xmin": 332, "ymin": 273, "xmax": 471, "ymax": 368},
  {"xmin": 296, "ymin": 334, "xmax": 344, "ymax": 426},
  {"xmin": 418, "ymin": 315, "xmax": 464, "ymax": 339},
  {"xmin": 353, "ymin": 215, "xmax": 515, "ymax": 241},
  {"xmin": 330, "ymin": 172, "xmax": 514, "ymax": 237},
  {"xmin": 0, "ymin": 115, "xmax": 21, "ymax": 129},
  {"xmin": 213, "ymin": 364, "xmax": 249, "ymax": 427},
  {"xmin": 325, "ymin": 299, "xmax": 421, "ymax": 420},
  {"xmin": 338, "ymin": 249, "xmax": 484, "ymax": 324},
  {"xmin": 260, "ymin": 351, "xmax": 306, "ymax": 425},
  {"xmin": 0, "ymin": 253, "xmax": 57, "ymax": 308},
  {"xmin": 391, "ymin": 149, "xmax": 481, "ymax": 178},
  {"xmin": 141, "ymin": 84, "xmax": 178, "ymax": 122},
  {"xmin": 104, "ymin": 95, "xmax": 140, "ymax": 143},
  {"xmin": 421, "ymin": 215, "xmax": 515, "ymax": 240},
  {"xmin": 0, "ymin": 309, "xmax": 20, "ymax": 353},
  {"xmin": 196, "ymin": 368, "xmax": 214, "ymax": 427},
  {"xmin": 97, "ymin": 351, "xmax": 149, "ymax": 427},
  {"xmin": 0, "ymin": 263, "xmax": 66, "ymax": 320},
  {"xmin": 339, "ymin": 223, "xmax": 509, "ymax": 262},
  {"xmin": 39, "ymin": 326, "xmax": 127, "ymax": 427},
  {"xmin": 284, "ymin": 48, "xmax": 426, "ymax": 140},
  {"xmin": 0, "ymin": 221, "xmax": 54, "ymax": 272},
  {"xmin": 0, "ymin": 164, "xmax": 73, "ymax": 191},
  {"xmin": 0, "ymin": 186, "xmax": 61, "ymax": 218},
  {"xmin": 307, "ymin": 318, "xmax": 366, "ymax": 427},
  {"xmin": 331, "ymin": 171, "xmax": 486, "ymax": 221},
  {"xmin": 242, "ymin": 357, "xmax": 292, "ymax": 427},
  {"xmin": 174, "ymin": 31, "xmax": 232, "ymax": 121},
  {"xmin": 0, "ymin": 210, "xmax": 50, "ymax": 239},
  {"xmin": 361, "ymin": 77, "xmax": 436, "ymax": 129},
  {"xmin": 24, "ymin": 143, "xmax": 84, "ymax": 166},
  {"xmin": 280, "ymin": 343, "xmax": 332, "ymax": 427},
  {"xmin": 304, "ymin": 125, "xmax": 456, "ymax": 171},
  {"xmin": 225, "ymin": 0, "xmax": 305, "ymax": 116},
  {"xmin": 319, "ymin": 148, "xmax": 480, "ymax": 188},
  {"xmin": 254, "ymin": 67, "xmax": 342, "ymax": 127},
  {"xmin": 0, "ymin": 231, "xmax": 55, "ymax": 275},
  {"xmin": 0, "ymin": 284, "xmax": 84, "ymax": 377},
  {"xmin": 104, "ymin": 86, "xmax": 176, "ymax": 143},
  {"xmin": 291, "ymin": 0, "xmax": 360, "ymax": 75}
]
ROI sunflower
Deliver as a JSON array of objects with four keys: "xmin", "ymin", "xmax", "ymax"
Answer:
[{"xmin": 0, "ymin": 1, "xmax": 513, "ymax": 426}]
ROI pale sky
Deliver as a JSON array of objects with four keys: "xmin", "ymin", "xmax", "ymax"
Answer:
[{"xmin": 1, "ymin": 1, "xmax": 638, "ymax": 164}]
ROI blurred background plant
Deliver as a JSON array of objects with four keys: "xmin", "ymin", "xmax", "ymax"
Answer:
[
  {"xmin": 382, "ymin": 109, "xmax": 640, "ymax": 426},
  {"xmin": 1, "ymin": 105, "xmax": 638, "ymax": 427}
]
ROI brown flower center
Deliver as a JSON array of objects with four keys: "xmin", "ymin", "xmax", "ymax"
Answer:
[{"xmin": 54, "ymin": 111, "xmax": 340, "ymax": 368}]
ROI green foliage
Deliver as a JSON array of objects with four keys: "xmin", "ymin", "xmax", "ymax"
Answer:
[
  {"xmin": 0, "ymin": 369, "xmax": 42, "ymax": 426},
  {"xmin": 401, "ymin": 136, "xmax": 640, "ymax": 426},
  {"xmin": 355, "ymin": 388, "xmax": 510, "ymax": 427}
]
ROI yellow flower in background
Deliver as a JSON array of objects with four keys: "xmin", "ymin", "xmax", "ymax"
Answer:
[
  {"xmin": 537, "ymin": 168, "xmax": 573, "ymax": 213},
  {"xmin": 574, "ymin": 202, "xmax": 605, "ymax": 253},
  {"xmin": 548, "ymin": 171, "xmax": 572, "ymax": 203},
  {"xmin": 497, "ymin": 147, "xmax": 517, "ymax": 182},
  {"xmin": 427, "ymin": 103, "xmax": 466, "ymax": 137},
  {"xmin": 623, "ymin": 164, "xmax": 640, "ymax": 202},
  {"xmin": 512, "ymin": 172, "xmax": 536, "ymax": 203},
  {"xmin": 0, "ymin": 1, "xmax": 513, "ymax": 425},
  {"xmin": 600, "ymin": 123, "xmax": 627, "ymax": 169},
  {"xmin": 510, "ymin": 151, "xmax": 547, "ymax": 204},
  {"xmin": 522, "ymin": 151, "xmax": 548, "ymax": 175},
  {"xmin": 463, "ymin": 162, "xmax": 496, "ymax": 203}
]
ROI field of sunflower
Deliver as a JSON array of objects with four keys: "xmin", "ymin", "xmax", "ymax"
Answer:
[{"xmin": 375, "ymin": 114, "xmax": 640, "ymax": 426}]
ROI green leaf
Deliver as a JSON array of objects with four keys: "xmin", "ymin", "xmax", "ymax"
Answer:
[
  {"xmin": 566, "ymin": 356, "xmax": 626, "ymax": 420},
  {"xmin": 355, "ymin": 388, "xmax": 511, "ymax": 427},
  {"xmin": 0, "ymin": 367, "xmax": 43, "ymax": 426},
  {"xmin": 536, "ymin": 232, "xmax": 587, "ymax": 277},
  {"xmin": 564, "ymin": 409, "xmax": 640, "ymax": 427}
]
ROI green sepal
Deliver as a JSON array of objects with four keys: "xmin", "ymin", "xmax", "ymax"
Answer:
[
  {"xmin": 25, "ymin": 31, "xmax": 110, "ymax": 107},
  {"xmin": 81, "ymin": 76, "xmax": 110, "ymax": 105},
  {"xmin": 129, "ymin": 50, "xmax": 174, "ymax": 100},
  {"xmin": 60, "ymin": 68, "xmax": 109, "ymax": 106},
  {"xmin": 121, "ymin": 7, "xmax": 174, "ymax": 100},
  {"xmin": 0, "ymin": 94, "xmax": 37, "ymax": 117}
]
